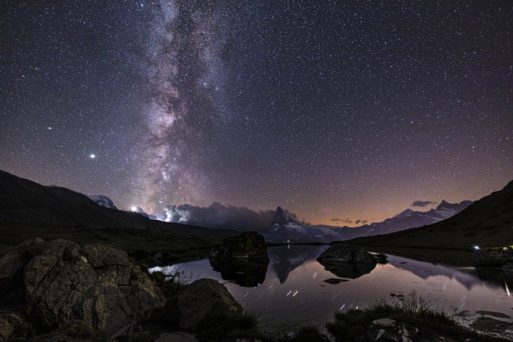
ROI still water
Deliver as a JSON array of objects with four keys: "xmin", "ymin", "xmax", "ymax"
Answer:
[{"xmin": 150, "ymin": 245, "xmax": 513, "ymax": 333}]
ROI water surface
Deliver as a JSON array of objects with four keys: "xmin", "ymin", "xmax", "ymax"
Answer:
[{"xmin": 150, "ymin": 245, "xmax": 513, "ymax": 333}]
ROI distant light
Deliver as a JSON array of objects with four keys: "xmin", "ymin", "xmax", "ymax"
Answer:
[
  {"xmin": 47, "ymin": 126, "xmax": 52, "ymax": 130},
  {"xmin": 473, "ymin": 245, "xmax": 480, "ymax": 251},
  {"xmin": 131, "ymin": 206, "xmax": 138, "ymax": 212},
  {"xmin": 89, "ymin": 153, "xmax": 96, "ymax": 159}
]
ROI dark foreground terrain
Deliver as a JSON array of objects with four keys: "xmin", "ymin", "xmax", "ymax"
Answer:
[{"xmin": 1, "ymin": 237, "xmax": 509, "ymax": 342}]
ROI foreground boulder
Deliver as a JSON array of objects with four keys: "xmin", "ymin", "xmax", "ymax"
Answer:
[
  {"xmin": 23, "ymin": 239, "xmax": 165, "ymax": 337},
  {"xmin": 177, "ymin": 279, "xmax": 242, "ymax": 330},
  {"xmin": 317, "ymin": 245, "xmax": 383, "ymax": 279},
  {"xmin": 208, "ymin": 232, "xmax": 269, "ymax": 287},
  {"xmin": 0, "ymin": 311, "xmax": 30, "ymax": 341},
  {"xmin": 0, "ymin": 238, "xmax": 48, "ymax": 293},
  {"xmin": 0, "ymin": 238, "xmax": 51, "ymax": 316},
  {"xmin": 0, "ymin": 238, "xmax": 165, "ymax": 339}
]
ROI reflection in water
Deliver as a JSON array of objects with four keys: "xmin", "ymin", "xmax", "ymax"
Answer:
[
  {"xmin": 150, "ymin": 246, "xmax": 513, "ymax": 332},
  {"xmin": 474, "ymin": 266, "xmax": 513, "ymax": 294},
  {"xmin": 386, "ymin": 255, "xmax": 513, "ymax": 294},
  {"xmin": 269, "ymin": 245, "xmax": 328, "ymax": 283},
  {"xmin": 208, "ymin": 257, "xmax": 268, "ymax": 287},
  {"xmin": 317, "ymin": 260, "xmax": 376, "ymax": 279}
]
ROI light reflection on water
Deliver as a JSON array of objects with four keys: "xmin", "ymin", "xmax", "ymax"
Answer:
[{"xmin": 149, "ymin": 245, "xmax": 513, "ymax": 332}]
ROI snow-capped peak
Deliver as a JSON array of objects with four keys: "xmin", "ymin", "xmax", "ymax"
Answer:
[
  {"xmin": 274, "ymin": 206, "xmax": 299, "ymax": 225},
  {"xmin": 393, "ymin": 208, "xmax": 415, "ymax": 219},
  {"xmin": 88, "ymin": 195, "xmax": 117, "ymax": 210}
]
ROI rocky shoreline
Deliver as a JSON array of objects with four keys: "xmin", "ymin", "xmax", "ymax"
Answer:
[
  {"xmin": 0, "ymin": 237, "xmax": 261, "ymax": 341},
  {"xmin": 1, "ymin": 237, "xmax": 511, "ymax": 341}
]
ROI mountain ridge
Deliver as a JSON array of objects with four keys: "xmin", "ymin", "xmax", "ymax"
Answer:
[
  {"xmin": 0, "ymin": 169, "xmax": 235, "ymax": 238},
  {"xmin": 348, "ymin": 179, "xmax": 513, "ymax": 249},
  {"xmin": 264, "ymin": 199, "xmax": 472, "ymax": 243}
]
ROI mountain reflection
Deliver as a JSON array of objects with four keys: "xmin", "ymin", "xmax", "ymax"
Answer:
[
  {"xmin": 387, "ymin": 255, "xmax": 509, "ymax": 291},
  {"xmin": 268, "ymin": 245, "xmax": 328, "ymax": 283},
  {"xmin": 208, "ymin": 257, "xmax": 269, "ymax": 287}
]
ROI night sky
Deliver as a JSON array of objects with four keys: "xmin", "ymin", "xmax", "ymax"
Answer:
[{"xmin": 1, "ymin": 1, "xmax": 512, "ymax": 225}]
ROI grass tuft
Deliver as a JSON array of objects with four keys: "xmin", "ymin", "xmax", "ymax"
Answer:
[{"xmin": 326, "ymin": 292, "xmax": 477, "ymax": 341}]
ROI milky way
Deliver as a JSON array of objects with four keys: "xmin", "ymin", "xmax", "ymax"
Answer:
[
  {"xmin": 1, "ymin": 1, "xmax": 512, "ymax": 225},
  {"xmin": 130, "ymin": 1, "xmax": 224, "ymax": 212}
]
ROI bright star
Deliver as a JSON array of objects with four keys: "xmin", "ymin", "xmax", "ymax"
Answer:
[{"xmin": 89, "ymin": 153, "xmax": 96, "ymax": 159}]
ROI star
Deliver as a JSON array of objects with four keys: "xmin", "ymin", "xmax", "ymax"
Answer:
[{"xmin": 89, "ymin": 153, "xmax": 96, "ymax": 159}]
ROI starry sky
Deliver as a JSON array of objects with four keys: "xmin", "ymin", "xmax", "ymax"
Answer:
[{"xmin": 1, "ymin": 1, "xmax": 512, "ymax": 226}]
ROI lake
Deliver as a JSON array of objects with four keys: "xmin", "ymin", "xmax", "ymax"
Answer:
[{"xmin": 149, "ymin": 245, "xmax": 513, "ymax": 334}]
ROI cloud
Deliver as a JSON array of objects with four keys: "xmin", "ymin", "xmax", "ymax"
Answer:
[
  {"xmin": 411, "ymin": 200, "xmax": 436, "ymax": 207},
  {"xmin": 330, "ymin": 217, "xmax": 353, "ymax": 224},
  {"xmin": 160, "ymin": 202, "xmax": 277, "ymax": 232}
]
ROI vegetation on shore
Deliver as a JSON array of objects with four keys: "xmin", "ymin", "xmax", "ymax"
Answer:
[
  {"xmin": 323, "ymin": 293, "xmax": 508, "ymax": 342},
  {"xmin": 271, "ymin": 292, "xmax": 510, "ymax": 342}
]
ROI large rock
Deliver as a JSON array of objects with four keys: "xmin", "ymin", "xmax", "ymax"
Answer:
[
  {"xmin": 208, "ymin": 232, "xmax": 269, "ymax": 287},
  {"xmin": 22, "ymin": 239, "xmax": 164, "ymax": 338},
  {"xmin": 0, "ymin": 311, "xmax": 30, "ymax": 341},
  {"xmin": 317, "ymin": 245, "xmax": 379, "ymax": 279},
  {"xmin": 0, "ymin": 238, "xmax": 49, "ymax": 312},
  {"xmin": 177, "ymin": 279, "xmax": 242, "ymax": 330},
  {"xmin": 209, "ymin": 232, "xmax": 268, "ymax": 261},
  {"xmin": 0, "ymin": 238, "xmax": 48, "ymax": 288},
  {"xmin": 318, "ymin": 244, "xmax": 377, "ymax": 264}
]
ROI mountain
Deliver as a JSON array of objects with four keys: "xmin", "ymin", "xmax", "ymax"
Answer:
[
  {"xmin": 264, "ymin": 200, "xmax": 472, "ymax": 243},
  {"xmin": 334, "ymin": 199, "xmax": 474, "ymax": 241},
  {"xmin": 264, "ymin": 206, "xmax": 341, "ymax": 243},
  {"xmin": 87, "ymin": 195, "xmax": 118, "ymax": 210},
  {"xmin": 348, "ymin": 179, "xmax": 513, "ymax": 249},
  {"xmin": 0, "ymin": 170, "xmax": 234, "ymax": 238}
]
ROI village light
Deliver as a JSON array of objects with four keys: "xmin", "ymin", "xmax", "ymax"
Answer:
[{"xmin": 473, "ymin": 245, "xmax": 480, "ymax": 251}]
